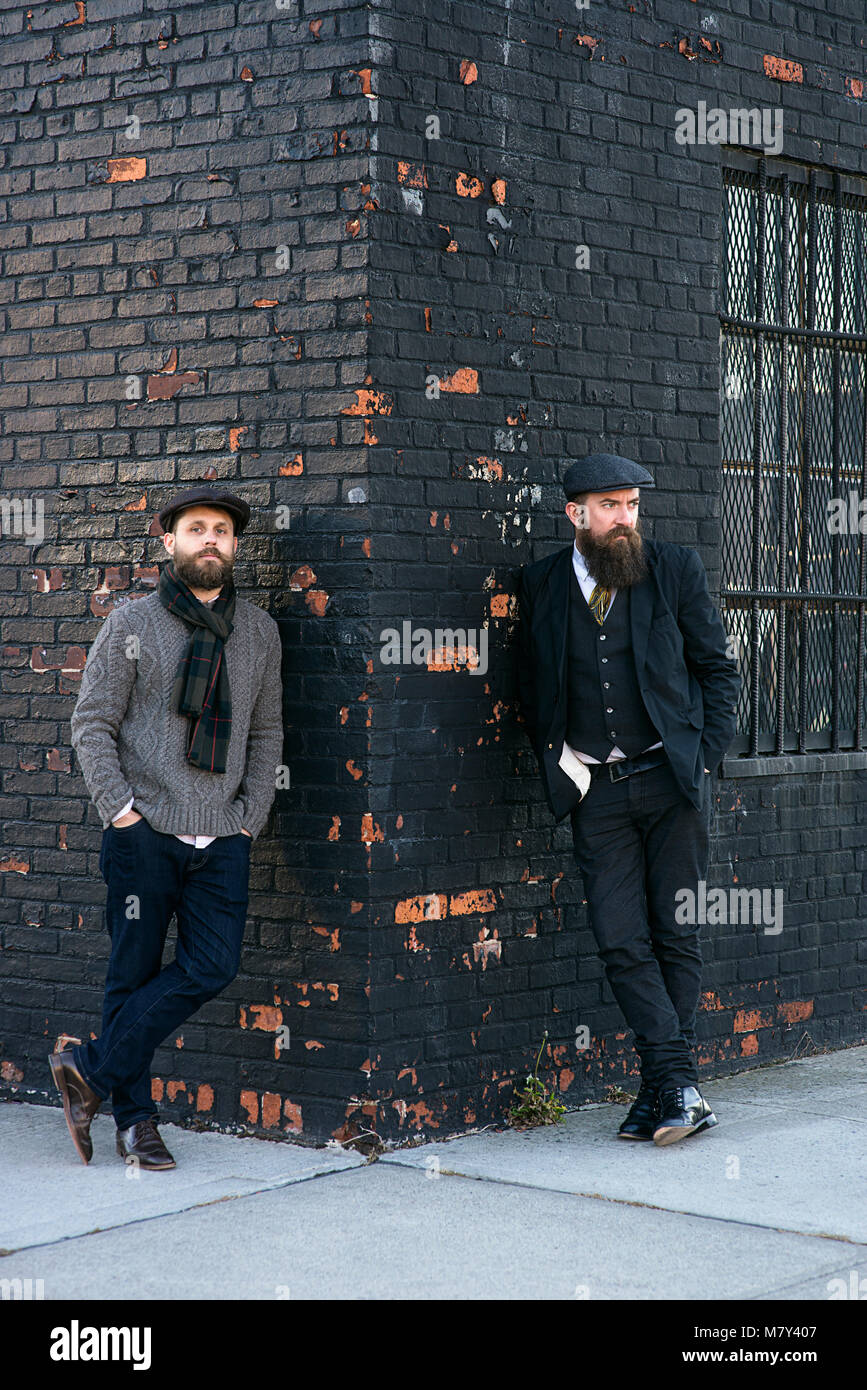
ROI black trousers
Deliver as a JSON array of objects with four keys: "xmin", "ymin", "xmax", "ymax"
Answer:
[{"xmin": 569, "ymin": 756, "xmax": 711, "ymax": 1090}]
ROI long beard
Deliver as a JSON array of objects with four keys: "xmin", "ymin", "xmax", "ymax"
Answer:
[
  {"xmin": 173, "ymin": 550, "xmax": 234, "ymax": 592},
  {"xmin": 576, "ymin": 521, "xmax": 647, "ymax": 588}
]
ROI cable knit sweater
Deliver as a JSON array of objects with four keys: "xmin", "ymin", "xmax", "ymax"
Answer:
[{"xmin": 70, "ymin": 591, "xmax": 284, "ymax": 841}]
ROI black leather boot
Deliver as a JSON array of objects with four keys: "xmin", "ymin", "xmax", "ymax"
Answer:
[
  {"xmin": 653, "ymin": 1085, "xmax": 718, "ymax": 1146},
  {"xmin": 617, "ymin": 1083, "xmax": 660, "ymax": 1140}
]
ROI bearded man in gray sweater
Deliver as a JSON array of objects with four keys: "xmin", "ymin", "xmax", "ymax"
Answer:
[{"xmin": 54, "ymin": 487, "xmax": 284, "ymax": 1170}]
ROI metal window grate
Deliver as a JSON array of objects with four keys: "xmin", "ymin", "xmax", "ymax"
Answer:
[{"xmin": 720, "ymin": 151, "xmax": 867, "ymax": 756}]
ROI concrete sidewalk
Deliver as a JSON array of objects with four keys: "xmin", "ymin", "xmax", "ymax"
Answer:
[{"xmin": 1, "ymin": 1047, "xmax": 864, "ymax": 1300}]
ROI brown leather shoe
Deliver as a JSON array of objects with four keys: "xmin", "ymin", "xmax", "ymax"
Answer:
[
  {"xmin": 116, "ymin": 1119, "xmax": 176, "ymax": 1170},
  {"xmin": 48, "ymin": 1048, "xmax": 103, "ymax": 1164}
]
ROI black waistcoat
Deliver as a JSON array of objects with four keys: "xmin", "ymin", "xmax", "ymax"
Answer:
[{"xmin": 565, "ymin": 570, "xmax": 662, "ymax": 759}]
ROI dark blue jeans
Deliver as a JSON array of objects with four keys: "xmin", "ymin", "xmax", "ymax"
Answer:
[
  {"xmin": 570, "ymin": 757, "xmax": 712, "ymax": 1091},
  {"xmin": 73, "ymin": 815, "xmax": 251, "ymax": 1130}
]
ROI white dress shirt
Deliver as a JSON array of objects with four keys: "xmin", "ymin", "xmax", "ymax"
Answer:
[
  {"xmin": 112, "ymin": 592, "xmax": 222, "ymax": 847},
  {"xmin": 566, "ymin": 541, "xmax": 663, "ymax": 765}
]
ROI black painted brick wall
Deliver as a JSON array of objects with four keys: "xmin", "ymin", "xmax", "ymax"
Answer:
[{"xmin": 0, "ymin": 0, "xmax": 864, "ymax": 1147}]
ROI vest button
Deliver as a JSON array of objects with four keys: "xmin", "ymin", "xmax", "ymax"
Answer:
[
  {"xmin": 599, "ymin": 634, "xmax": 606, "ymax": 640},
  {"xmin": 606, "ymin": 707, "xmax": 613, "ymax": 714},
  {"xmin": 603, "ymin": 682, "xmax": 610, "ymax": 689},
  {"xmin": 601, "ymin": 658, "xmax": 608, "ymax": 664},
  {"xmin": 610, "ymin": 730, "xmax": 617, "ymax": 738}
]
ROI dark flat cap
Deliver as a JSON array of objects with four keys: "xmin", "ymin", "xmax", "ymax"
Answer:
[
  {"xmin": 157, "ymin": 486, "xmax": 250, "ymax": 535},
  {"xmin": 562, "ymin": 453, "xmax": 655, "ymax": 498}
]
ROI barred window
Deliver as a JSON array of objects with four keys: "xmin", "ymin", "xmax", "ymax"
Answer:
[{"xmin": 720, "ymin": 151, "xmax": 867, "ymax": 755}]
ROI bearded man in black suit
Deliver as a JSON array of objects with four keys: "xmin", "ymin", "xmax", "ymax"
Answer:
[{"xmin": 515, "ymin": 454, "xmax": 741, "ymax": 1145}]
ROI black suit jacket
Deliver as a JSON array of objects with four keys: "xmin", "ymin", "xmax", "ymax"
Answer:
[{"xmin": 514, "ymin": 538, "xmax": 741, "ymax": 822}]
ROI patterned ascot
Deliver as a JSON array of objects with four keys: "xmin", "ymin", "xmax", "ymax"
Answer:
[
  {"xmin": 588, "ymin": 582, "xmax": 611, "ymax": 625},
  {"xmin": 157, "ymin": 558, "xmax": 236, "ymax": 772}
]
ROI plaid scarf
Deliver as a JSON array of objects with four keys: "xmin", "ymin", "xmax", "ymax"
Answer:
[{"xmin": 158, "ymin": 558, "xmax": 236, "ymax": 773}]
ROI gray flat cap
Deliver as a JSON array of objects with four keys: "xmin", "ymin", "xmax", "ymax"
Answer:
[{"xmin": 562, "ymin": 453, "xmax": 655, "ymax": 498}]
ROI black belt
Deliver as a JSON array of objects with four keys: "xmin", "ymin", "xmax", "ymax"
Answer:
[{"xmin": 593, "ymin": 748, "xmax": 669, "ymax": 783}]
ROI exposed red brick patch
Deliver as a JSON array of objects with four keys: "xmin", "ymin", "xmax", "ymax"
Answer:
[
  {"xmin": 397, "ymin": 161, "xmax": 427, "ymax": 188},
  {"xmin": 405, "ymin": 924, "xmax": 426, "ymax": 952},
  {"xmin": 240, "ymin": 66, "xmax": 254, "ymax": 82},
  {"xmin": 249, "ymin": 1005, "xmax": 282, "ymax": 1032},
  {"xmin": 341, "ymin": 384, "xmax": 393, "ymax": 416},
  {"xmin": 353, "ymin": 68, "xmax": 372, "ymax": 94},
  {"xmin": 289, "ymin": 564, "xmax": 316, "ymax": 589},
  {"xmin": 31, "ymin": 645, "xmax": 86, "ymax": 674},
  {"xmin": 845, "ymin": 77, "xmax": 864, "ymax": 99},
  {"xmin": 240, "ymin": 1089, "xmax": 258, "ymax": 1123},
  {"xmin": 253, "ymin": 298, "xmax": 277, "ymax": 307},
  {"xmin": 734, "ymin": 1006, "xmax": 774, "ymax": 1033},
  {"xmin": 440, "ymin": 367, "xmax": 478, "ymax": 393},
  {"xmin": 305, "ymin": 590, "xmax": 329, "ymax": 616},
  {"xmin": 450, "ymin": 889, "xmax": 497, "ymax": 916},
  {"xmin": 439, "ymin": 223, "xmax": 458, "ymax": 251},
  {"xmin": 64, "ymin": 2, "xmax": 85, "ymax": 26},
  {"xmin": 572, "ymin": 34, "xmax": 599, "ymax": 57},
  {"xmin": 346, "ymin": 760, "xmax": 363, "ymax": 780},
  {"xmin": 107, "ymin": 157, "xmax": 147, "ymax": 183},
  {"xmin": 279, "ymin": 454, "xmax": 303, "ymax": 475},
  {"xmin": 395, "ymin": 893, "xmax": 447, "ymax": 923},
  {"xmin": 361, "ymin": 813, "xmax": 384, "ymax": 844},
  {"xmin": 167, "ymin": 1080, "xmax": 186, "ymax": 1101},
  {"xmin": 456, "ymin": 172, "xmax": 484, "ymax": 198},
  {"xmin": 306, "ymin": 1040, "xmax": 324, "ymax": 1050},
  {"xmin": 152, "ymin": 1078, "xmax": 164, "ymax": 1101},
  {"xmin": 779, "ymin": 999, "xmax": 813, "ymax": 1023},
  {"xmin": 346, "ymin": 216, "xmax": 361, "ymax": 237},
  {"xmin": 740, "ymin": 1033, "xmax": 759, "ymax": 1056},
  {"xmin": 309, "ymin": 19, "xmax": 322, "ymax": 37},
  {"xmin": 47, "ymin": 748, "xmax": 71, "ymax": 771},
  {"xmin": 31, "ymin": 566, "xmax": 65, "ymax": 592},
  {"xmin": 196, "ymin": 1083, "xmax": 213, "ymax": 1112},
  {"xmin": 228, "ymin": 426, "xmax": 247, "ymax": 451},
  {"xmin": 125, "ymin": 494, "xmax": 147, "ymax": 512},
  {"xmin": 424, "ymin": 306, "xmax": 432, "ymax": 331},
  {"xmin": 763, "ymin": 54, "xmax": 803, "ymax": 83},
  {"xmin": 283, "ymin": 1099, "xmax": 302, "ymax": 1134},
  {"xmin": 327, "ymin": 816, "xmax": 340, "ymax": 842},
  {"xmin": 1, "ymin": 1061, "xmax": 24, "ymax": 1083},
  {"xmin": 491, "ymin": 179, "xmax": 506, "ymax": 204},
  {"xmin": 459, "ymin": 59, "xmax": 478, "ymax": 84},
  {"xmin": 261, "ymin": 1092, "xmax": 281, "ymax": 1128},
  {"xmin": 678, "ymin": 37, "xmax": 698, "ymax": 60}
]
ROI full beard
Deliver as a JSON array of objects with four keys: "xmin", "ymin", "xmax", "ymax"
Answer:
[
  {"xmin": 575, "ymin": 520, "xmax": 648, "ymax": 589},
  {"xmin": 173, "ymin": 551, "xmax": 234, "ymax": 594}
]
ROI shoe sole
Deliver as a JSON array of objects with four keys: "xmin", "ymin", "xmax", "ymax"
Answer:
[
  {"xmin": 617, "ymin": 1129, "xmax": 655, "ymax": 1140},
  {"xmin": 653, "ymin": 1114, "xmax": 718, "ymax": 1147},
  {"xmin": 49, "ymin": 1052, "xmax": 92, "ymax": 1166}
]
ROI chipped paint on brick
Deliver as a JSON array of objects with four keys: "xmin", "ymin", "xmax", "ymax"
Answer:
[
  {"xmin": 779, "ymin": 999, "xmax": 813, "ymax": 1023},
  {"xmin": 240, "ymin": 66, "xmax": 254, "ymax": 82},
  {"xmin": 397, "ymin": 161, "xmax": 427, "ymax": 188},
  {"xmin": 262, "ymin": 1092, "xmax": 281, "ymax": 1127},
  {"xmin": 106, "ymin": 157, "xmax": 147, "ymax": 183},
  {"xmin": 240, "ymin": 1089, "xmax": 258, "ymax": 1123},
  {"xmin": 196, "ymin": 1083, "xmax": 213, "ymax": 1112},
  {"xmin": 450, "ymin": 888, "xmax": 497, "ymax": 916},
  {"xmin": 279, "ymin": 454, "xmax": 303, "ymax": 474},
  {"xmin": 471, "ymin": 928, "xmax": 501, "ymax": 968},
  {"xmin": 439, "ymin": 367, "xmax": 478, "ymax": 393},
  {"xmin": 345, "ymin": 759, "xmax": 363, "ymax": 780},
  {"xmin": 456, "ymin": 172, "xmax": 484, "ymax": 198},
  {"xmin": 305, "ymin": 590, "xmax": 329, "ymax": 615},
  {"xmin": 361, "ymin": 813, "xmax": 384, "ymax": 845},
  {"xmin": 740, "ymin": 1033, "xmax": 759, "ymax": 1056},
  {"xmin": 327, "ymin": 816, "xmax": 340, "ymax": 841},
  {"xmin": 289, "ymin": 564, "xmax": 316, "ymax": 590},
  {"xmin": 395, "ymin": 892, "xmax": 447, "ymax": 923},
  {"xmin": 64, "ymin": 2, "xmax": 85, "ymax": 26},
  {"xmin": 341, "ymin": 383, "xmax": 394, "ymax": 416},
  {"xmin": 405, "ymin": 924, "xmax": 426, "ymax": 952},
  {"xmin": 460, "ymin": 59, "xmax": 478, "ymax": 84},
  {"xmin": 763, "ymin": 54, "xmax": 803, "ymax": 83},
  {"xmin": 491, "ymin": 179, "xmax": 506, "ymax": 204},
  {"xmin": 573, "ymin": 34, "xmax": 599, "ymax": 58}
]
